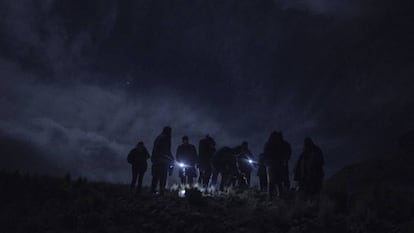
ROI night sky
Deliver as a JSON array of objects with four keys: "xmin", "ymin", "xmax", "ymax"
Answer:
[{"xmin": 1, "ymin": 0, "xmax": 413, "ymax": 184}]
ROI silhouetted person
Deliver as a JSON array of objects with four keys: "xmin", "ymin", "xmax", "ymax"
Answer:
[
  {"xmin": 151, "ymin": 126, "xmax": 174, "ymax": 195},
  {"xmin": 280, "ymin": 133, "xmax": 292, "ymax": 190},
  {"xmin": 237, "ymin": 141, "xmax": 254, "ymax": 186},
  {"xmin": 211, "ymin": 147, "xmax": 233, "ymax": 191},
  {"xmin": 198, "ymin": 135, "xmax": 216, "ymax": 188},
  {"xmin": 212, "ymin": 144, "xmax": 248, "ymax": 191},
  {"xmin": 257, "ymin": 153, "xmax": 268, "ymax": 192},
  {"xmin": 127, "ymin": 141, "xmax": 150, "ymax": 193},
  {"xmin": 263, "ymin": 131, "xmax": 292, "ymax": 200},
  {"xmin": 176, "ymin": 136, "xmax": 198, "ymax": 185},
  {"xmin": 294, "ymin": 137, "xmax": 324, "ymax": 201}
]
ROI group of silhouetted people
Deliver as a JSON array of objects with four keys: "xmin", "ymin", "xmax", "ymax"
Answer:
[
  {"xmin": 258, "ymin": 131, "xmax": 325, "ymax": 201},
  {"xmin": 127, "ymin": 126, "xmax": 324, "ymax": 201}
]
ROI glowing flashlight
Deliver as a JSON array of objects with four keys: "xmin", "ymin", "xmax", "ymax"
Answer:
[
  {"xmin": 248, "ymin": 159, "xmax": 253, "ymax": 164},
  {"xmin": 178, "ymin": 189, "xmax": 186, "ymax": 198},
  {"xmin": 179, "ymin": 163, "xmax": 185, "ymax": 168}
]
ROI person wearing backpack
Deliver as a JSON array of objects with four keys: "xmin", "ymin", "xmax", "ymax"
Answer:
[
  {"xmin": 263, "ymin": 131, "xmax": 292, "ymax": 200},
  {"xmin": 294, "ymin": 137, "xmax": 324, "ymax": 202},
  {"xmin": 176, "ymin": 136, "xmax": 198, "ymax": 186},
  {"xmin": 151, "ymin": 126, "xmax": 174, "ymax": 195},
  {"xmin": 198, "ymin": 135, "xmax": 216, "ymax": 188},
  {"xmin": 127, "ymin": 141, "xmax": 150, "ymax": 194}
]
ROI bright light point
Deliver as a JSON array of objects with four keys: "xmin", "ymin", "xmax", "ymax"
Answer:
[
  {"xmin": 179, "ymin": 163, "xmax": 184, "ymax": 168},
  {"xmin": 248, "ymin": 159, "xmax": 253, "ymax": 164},
  {"xmin": 178, "ymin": 189, "xmax": 186, "ymax": 198}
]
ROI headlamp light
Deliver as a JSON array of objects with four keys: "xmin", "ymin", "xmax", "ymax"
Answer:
[{"xmin": 178, "ymin": 189, "xmax": 186, "ymax": 198}]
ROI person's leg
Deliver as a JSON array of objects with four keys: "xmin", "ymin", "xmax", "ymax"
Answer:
[
  {"xmin": 283, "ymin": 167, "xmax": 290, "ymax": 191},
  {"xmin": 227, "ymin": 174, "xmax": 233, "ymax": 187},
  {"xmin": 204, "ymin": 167, "xmax": 212, "ymax": 188},
  {"xmin": 263, "ymin": 179, "xmax": 268, "ymax": 192},
  {"xmin": 296, "ymin": 181, "xmax": 306, "ymax": 201},
  {"xmin": 276, "ymin": 182, "xmax": 283, "ymax": 198},
  {"xmin": 285, "ymin": 176, "xmax": 290, "ymax": 190},
  {"xmin": 188, "ymin": 171, "xmax": 194, "ymax": 186},
  {"xmin": 303, "ymin": 179, "xmax": 313, "ymax": 202},
  {"xmin": 191, "ymin": 167, "xmax": 197, "ymax": 186},
  {"xmin": 267, "ymin": 167, "xmax": 277, "ymax": 200},
  {"xmin": 231, "ymin": 175, "xmax": 237, "ymax": 187},
  {"xmin": 259, "ymin": 174, "xmax": 267, "ymax": 191},
  {"xmin": 180, "ymin": 172, "xmax": 185, "ymax": 185},
  {"xmin": 151, "ymin": 176, "xmax": 158, "ymax": 193},
  {"xmin": 131, "ymin": 165, "xmax": 138, "ymax": 191},
  {"xmin": 137, "ymin": 171, "xmax": 144, "ymax": 193},
  {"xmin": 159, "ymin": 166, "xmax": 168, "ymax": 195},
  {"xmin": 151, "ymin": 166, "xmax": 159, "ymax": 193},
  {"xmin": 246, "ymin": 171, "xmax": 251, "ymax": 187},
  {"xmin": 211, "ymin": 169, "xmax": 218, "ymax": 188},
  {"xmin": 268, "ymin": 182, "xmax": 275, "ymax": 200},
  {"xmin": 220, "ymin": 172, "xmax": 229, "ymax": 191},
  {"xmin": 310, "ymin": 179, "xmax": 322, "ymax": 204},
  {"xmin": 198, "ymin": 169, "xmax": 204, "ymax": 184},
  {"xmin": 259, "ymin": 175, "xmax": 265, "ymax": 191},
  {"xmin": 237, "ymin": 173, "xmax": 248, "ymax": 188}
]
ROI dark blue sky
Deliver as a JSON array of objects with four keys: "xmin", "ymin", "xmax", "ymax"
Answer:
[{"xmin": 0, "ymin": 0, "xmax": 413, "ymax": 184}]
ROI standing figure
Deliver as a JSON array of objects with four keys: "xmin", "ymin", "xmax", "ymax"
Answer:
[
  {"xmin": 237, "ymin": 142, "xmax": 254, "ymax": 186},
  {"xmin": 176, "ymin": 136, "xmax": 198, "ymax": 186},
  {"xmin": 257, "ymin": 152, "xmax": 268, "ymax": 192},
  {"xmin": 127, "ymin": 141, "xmax": 150, "ymax": 194},
  {"xmin": 263, "ymin": 131, "xmax": 292, "ymax": 200},
  {"xmin": 151, "ymin": 126, "xmax": 174, "ymax": 195},
  {"xmin": 294, "ymin": 137, "xmax": 324, "ymax": 201},
  {"xmin": 281, "ymin": 134, "xmax": 292, "ymax": 190},
  {"xmin": 212, "ymin": 143, "xmax": 248, "ymax": 191},
  {"xmin": 198, "ymin": 135, "xmax": 216, "ymax": 188}
]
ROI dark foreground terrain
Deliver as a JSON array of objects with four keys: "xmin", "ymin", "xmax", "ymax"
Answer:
[{"xmin": 1, "ymin": 155, "xmax": 414, "ymax": 233}]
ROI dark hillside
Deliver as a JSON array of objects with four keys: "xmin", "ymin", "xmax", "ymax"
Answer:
[
  {"xmin": 323, "ymin": 150, "xmax": 414, "ymax": 232},
  {"xmin": 0, "ymin": 171, "xmax": 302, "ymax": 233},
  {"xmin": 2, "ymin": 166, "xmax": 414, "ymax": 233}
]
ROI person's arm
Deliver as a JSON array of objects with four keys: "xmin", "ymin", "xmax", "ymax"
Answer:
[
  {"xmin": 144, "ymin": 147, "xmax": 150, "ymax": 160},
  {"xmin": 167, "ymin": 136, "xmax": 173, "ymax": 159},
  {"xmin": 151, "ymin": 137, "xmax": 159, "ymax": 163},
  {"xmin": 192, "ymin": 145, "xmax": 198, "ymax": 166},
  {"xmin": 176, "ymin": 146, "xmax": 181, "ymax": 162}
]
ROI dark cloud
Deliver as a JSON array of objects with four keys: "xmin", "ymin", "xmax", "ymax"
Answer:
[
  {"xmin": 0, "ymin": 59, "xmax": 240, "ymax": 183},
  {"xmin": 0, "ymin": 0, "xmax": 413, "ymax": 184},
  {"xmin": 0, "ymin": 0, "xmax": 117, "ymax": 75}
]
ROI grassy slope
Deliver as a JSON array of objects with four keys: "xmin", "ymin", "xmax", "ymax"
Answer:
[
  {"xmin": 0, "ymin": 172, "xmax": 301, "ymax": 233},
  {"xmin": 2, "ymin": 152, "xmax": 414, "ymax": 233},
  {"xmin": 323, "ymin": 155, "xmax": 414, "ymax": 232}
]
